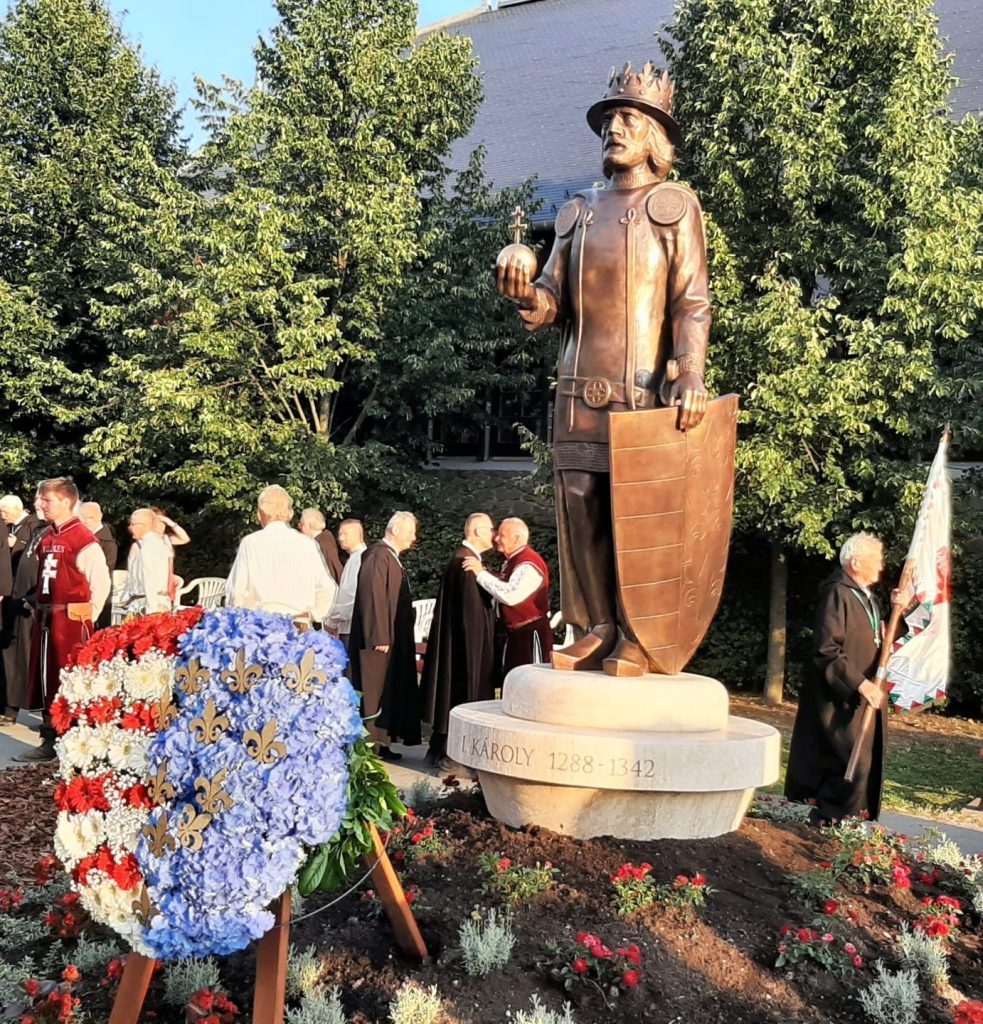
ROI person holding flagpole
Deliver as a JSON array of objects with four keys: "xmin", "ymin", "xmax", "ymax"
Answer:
[{"xmin": 785, "ymin": 532, "xmax": 895, "ymax": 824}]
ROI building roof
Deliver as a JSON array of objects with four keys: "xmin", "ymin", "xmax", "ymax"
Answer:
[{"xmin": 421, "ymin": 0, "xmax": 983, "ymax": 224}]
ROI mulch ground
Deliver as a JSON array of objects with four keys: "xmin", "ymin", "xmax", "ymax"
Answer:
[{"xmin": 0, "ymin": 766, "xmax": 980, "ymax": 1024}]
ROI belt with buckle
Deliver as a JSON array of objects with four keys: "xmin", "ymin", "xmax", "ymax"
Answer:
[{"xmin": 558, "ymin": 375, "xmax": 653, "ymax": 410}]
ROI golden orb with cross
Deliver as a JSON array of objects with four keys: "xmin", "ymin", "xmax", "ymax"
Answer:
[{"xmin": 495, "ymin": 206, "xmax": 537, "ymax": 279}]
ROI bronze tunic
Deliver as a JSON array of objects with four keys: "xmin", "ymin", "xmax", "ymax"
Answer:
[{"xmin": 523, "ymin": 181, "xmax": 711, "ymax": 465}]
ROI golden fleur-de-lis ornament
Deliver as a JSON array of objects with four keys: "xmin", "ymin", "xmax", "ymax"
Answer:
[
  {"xmin": 155, "ymin": 690, "xmax": 179, "ymax": 731},
  {"xmin": 190, "ymin": 699, "xmax": 230, "ymax": 744},
  {"xmin": 282, "ymin": 649, "xmax": 327, "ymax": 695},
  {"xmin": 131, "ymin": 885, "xmax": 156, "ymax": 926},
  {"xmin": 194, "ymin": 769, "xmax": 233, "ymax": 815},
  {"xmin": 176, "ymin": 803, "xmax": 212, "ymax": 853},
  {"xmin": 174, "ymin": 656, "xmax": 211, "ymax": 696},
  {"xmin": 220, "ymin": 649, "xmax": 263, "ymax": 694},
  {"xmin": 244, "ymin": 718, "xmax": 287, "ymax": 765},
  {"xmin": 149, "ymin": 761, "xmax": 176, "ymax": 807},
  {"xmin": 142, "ymin": 813, "xmax": 176, "ymax": 858}
]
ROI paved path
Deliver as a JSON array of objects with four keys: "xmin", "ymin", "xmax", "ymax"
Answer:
[{"xmin": 4, "ymin": 727, "xmax": 981, "ymax": 855}]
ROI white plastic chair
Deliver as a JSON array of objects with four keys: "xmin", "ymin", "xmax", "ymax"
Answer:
[
  {"xmin": 110, "ymin": 569, "xmax": 129, "ymax": 626},
  {"xmin": 412, "ymin": 598, "xmax": 436, "ymax": 644},
  {"xmin": 175, "ymin": 576, "xmax": 227, "ymax": 610}
]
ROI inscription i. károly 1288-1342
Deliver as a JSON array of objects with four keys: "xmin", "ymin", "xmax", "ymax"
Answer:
[{"xmin": 459, "ymin": 733, "xmax": 662, "ymax": 779}]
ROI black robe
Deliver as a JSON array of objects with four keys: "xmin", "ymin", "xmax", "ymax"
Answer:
[
  {"xmin": 785, "ymin": 567, "xmax": 891, "ymax": 822},
  {"xmin": 8, "ymin": 513, "xmax": 42, "ymax": 576},
  {"xmin": 421, "ymin": 545, "xmax": 497, "ymax": 738},
  {"xmin": 316, "ymin": 530, "xmax": 344, "ymax": 584},
  {"xmin": 0, "ymin": 521, "xmax": 11, "ymax": 597},
  {"xmin": 1, "ymin": 523, "xmax": 46, "ymax": 709},
  {"xmin": 93, "ymin": 524, "xmax": 118, "ymax": 630},
  {"xmin": 349, "ymin": 542, "xmax": 421, "ymax": 746}
]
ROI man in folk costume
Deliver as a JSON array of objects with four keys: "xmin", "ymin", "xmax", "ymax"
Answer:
[
  {"xmin": 464, "ymin": 518, "xmax": 552, "ymax": 676},
  {"xmin": 496, "ymin": 63, "xmax": 711, "ymax": 676},
  {"xmin": 349, "ymin": 511, "xmax": 422, "ymax": 761},
  {"xmin": 785, "ymin": 533, "xmax": 898, "ymax": 823},
  {"xmin": 422, "ymin": 513, "xmax": 498, "ymax": 767},
  {"xmin": 17, "ymin": 478, "xmax": 110, "ymax": 762}
]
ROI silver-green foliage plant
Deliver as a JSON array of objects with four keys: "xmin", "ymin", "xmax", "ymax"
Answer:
[
  {"xmin": 69, "ymin": 935, "xmax": 123, "ymax": 975},
  {"xmin": 460, "ymin": 908, "xmax": 516, "ymax": 977},
  {"xmin": 897, "ymin": 923, "xmax": 948, "ymax": 989},
  {"xmin": 389, "ymin": 982, "xmax": 442, "ymax": 1024},
  {"xmin": 0, "ymin": 914, "xmax": 48, "ymax": 951},
  {"xmin": 286, "ymin": 944, "xmax": 323, "ymax": 1000},
  {"xmin": 404, "ymin": 778, "xmax": 443, "ymax": 814},
  {"xmin": 509, "ymin": 994, "xmax": 580, "ymax": 1024},
  {"xmin": 286, "ymin": 986, "xmax": 347, "ymax": 1024},
  {"xmin": 162, "ymin": 957, "xmax": 221, "ymax": 1006},
  {"xmin": 858, "ymin": 963, "xmax": 921, "ymax": 1024},
  {"xmin": 0, "ymin": 956, "xmax": 38, "ymax": 1007}
]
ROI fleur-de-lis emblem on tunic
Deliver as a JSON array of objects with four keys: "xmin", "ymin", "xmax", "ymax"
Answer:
[
  {"xmin": 244, "ymin": 719, "xmax": 287, "ymax": 765},
  {"xmin": 282, "ymin": 649, "xmax": 327, "ymax": 696},
  {"xmin": 149, "ymin": 761, "xmax": 175, "ymax": 807},
  {"xmin": 190, "ymin": 699, "xmax": 230, "ymax": 744},
  {"xmin": 194, "ymin": 769, "xmax": 233, "ymax": 815},
  {"xmin": 142, "ymin": 812, "xmax": 176, "ymax": 858},
  {"xmin": 176, "ymin": 803, "xmax": 212, "ymax": 852},
  {"xmin": 155, "ymin": 691, "xmax": 179, "ymax": 730},
  {"xmin": 219, "ymin": 650, "xmax": 263, "ymax": 694},
  {"xmin": 175, "ymin": 657, "xmax": 210, "ymax": 696}
]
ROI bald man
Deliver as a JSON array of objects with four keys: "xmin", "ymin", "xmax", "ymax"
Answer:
[
  {"xmin": 120, "ymin": 508, "xmax": 172, "ymax": 616},
  {"xmin": 463, "ymin": 517, "xmax": 552, "ymax": 677},
  {"xmin": 79, "ymin": 503, "xmax": 117, "ymax": 628}
]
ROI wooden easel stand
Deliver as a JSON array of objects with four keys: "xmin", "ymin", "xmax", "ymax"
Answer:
[{"xmin": 109, "ymin": 824, "xmax": 427, "ymax": 1024}]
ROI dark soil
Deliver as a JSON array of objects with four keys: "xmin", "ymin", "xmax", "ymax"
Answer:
[{"xmin": 1, "ymin": 768, "xmax": 980, "ymax": 1024}]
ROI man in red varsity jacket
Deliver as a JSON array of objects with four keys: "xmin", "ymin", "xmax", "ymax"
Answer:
[
  {"xmin": 15, "ymin": 477, "xmax": 111, "ymax": 762},
  {"xmin": 463, "ymin": 518, "xmax": 552, "ymax": 677}
]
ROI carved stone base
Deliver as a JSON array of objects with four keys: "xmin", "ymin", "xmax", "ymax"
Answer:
[{"xmin": 447, "ymin": 665, "xmax": 780, "ymax": 840}]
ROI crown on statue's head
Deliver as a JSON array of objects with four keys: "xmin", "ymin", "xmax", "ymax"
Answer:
[{"xmin": 586, "ymin": 61, "xmax": 682, "ymax": 145}]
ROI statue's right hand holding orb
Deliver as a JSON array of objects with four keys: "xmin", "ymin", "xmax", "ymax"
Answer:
[
  {"xmin": 495, "ymin": 243, "xmax": 538, "ymax": 309},
  {"xmin": 668, "ymin": 371, "xmax": 709, "ymax": 432}
]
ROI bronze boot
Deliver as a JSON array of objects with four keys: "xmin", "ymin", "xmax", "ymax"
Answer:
[
  {"xmin": 551, "ymin": 623, "xmax": 617, "ymax": 671},
  {"xmin": 602, "ymin": 629, "xmax": 649, "ymax": 677}
]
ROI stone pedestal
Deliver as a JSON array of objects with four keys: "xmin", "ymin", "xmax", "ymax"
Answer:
[{"xmin": 448, "ymin": 665, "xmax": 780, "ymax": 840}]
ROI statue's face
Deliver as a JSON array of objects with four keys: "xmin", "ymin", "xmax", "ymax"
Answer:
[{"xmin": 601, "ymin": 105, "xmax": 652, "ymax": 176}]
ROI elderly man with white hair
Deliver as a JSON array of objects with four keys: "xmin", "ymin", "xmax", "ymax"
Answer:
[
  {"xmin": 785, "ymin": 532, "xmax": 902, "ymax": 825},
  {"xmin": 298, "ymin": 506, "xmax": 344, "ymax": 584},
  {"xmin": 226, "ymin": 485, "xmax": 337, "ymax": 621},
  {"xmin": 0, "ymin": 494, "xmax": 42, "ymax": 574},
  {"xmin": 349, "ymin": 511, "xmax": 422, "ymax": 761},
  {"xmin": 120, "ymin": 507, "xmax": 172, "ymax": 616}
]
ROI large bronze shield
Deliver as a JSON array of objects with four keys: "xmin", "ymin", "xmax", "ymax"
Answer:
[{"xmin": 609, "ymin": 394, "xmax": 739, "ymax": 674}]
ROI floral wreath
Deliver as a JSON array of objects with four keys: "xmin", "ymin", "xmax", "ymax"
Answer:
[{"xmin": 53, "ymin": 607, "xmax": 362, "ymax": 959}]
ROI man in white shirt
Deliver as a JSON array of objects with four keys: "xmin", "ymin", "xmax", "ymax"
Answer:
[
  {"xmin": 325, "ymin": 519, "xmax": 366, "ymax": 644},
  {"xmin": 121, "ymin": 508, "xmax": 172, "ymax": 616},
  {"xmin": 226, "ymin": 485, "xmax": 337, "ymax": 621},
  {"xmin": 463, "ymin": 517, "xmax": 553, "ymax": 675}
]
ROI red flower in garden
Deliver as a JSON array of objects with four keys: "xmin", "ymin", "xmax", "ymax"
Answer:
[
  {"xmin": 779, "ymin": 925, "xmax": 792, "ymax": 936},
  {"xmin": 955, "ymin": 1001, "xmax": 983, "ymax": 1024},
  {"xmin": 625, "ymin": 943, "xmax": 641, "ymax": 965},
  {"xmin": 572, "ymin": 958, "xmax": 588, "ymax": 974},
  {"xmin": 33, "ymin": 855, "xmax": 59, "ymax": 885},
  {"xmin": 795, "ymin": 928, "xmax": 813, "ymax": 943},
  {"xmin": 61, "ymin": 965, "xmax": 81, "ymax": 983},
  {"xmin": 691, "ymin": 873, "xmax": 706, "ymax": 887},
  {"xmin": 823, "ymin": 898, "xmax": 839, "ymax": 915},
  {"xmin": 496, "ymin": 857, "xmax": 512, "ymax": 872},
  {"xmin": 622, "ymin": 969, "xmax": 641, "ymax": 988},
  {"xmin": 674, "ymin": 874, "xmax": 689, "ymax": 886},
  {"xmin": 852, "ymin": 955, "xmax": 864, "ymax": 968}
]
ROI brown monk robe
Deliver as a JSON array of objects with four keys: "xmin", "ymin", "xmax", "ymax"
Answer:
[{"xmin": 348, "ymin": 513, "xmax": 422, "ymax": 759}]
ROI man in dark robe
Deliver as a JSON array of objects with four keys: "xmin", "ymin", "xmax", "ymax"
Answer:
[
  {"xmin": 422, "ymin": 513, "xmax": 498, "ymax": 766},
  {"xmin": 0, "ymin": 496, "xmax": 45, "ymax": 724},
  {"xmin": 79, "ymin": 502, "xmax": 118, "ymax": 630},
  {"xmin": 1, "ymin": 494, "xmax": 42, "ymax": 576},
  {"xmin": 785, "ymin": 532, "xmax": 898, "ymax": 823},
  {"xmin": 464, "ymin": 518, "xmax": 552, "ymax": 676},
  {"xmin": 349, "ymin": 511, "xmax": 422, "ymax": 760},
  {"xmin": 299, "ymin": 507, "xmax": 344, "ymax": 585}
]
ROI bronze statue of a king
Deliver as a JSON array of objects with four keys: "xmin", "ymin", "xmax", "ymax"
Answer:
[{"xmin": 496, "ymin": 62, "xmax": 738, "ymax": 679}]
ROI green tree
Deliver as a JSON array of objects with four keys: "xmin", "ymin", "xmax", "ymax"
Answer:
[
  {"xmin": 0, "ymin": 0, "xmax": 186, "ymax": 491},
  {"xmin": 663, "ymin": 0, "xmax": 983, "ymax": 701},
  {"xmin": 86, "ymin": 0, "xmax": 486, "ymax": 522}
]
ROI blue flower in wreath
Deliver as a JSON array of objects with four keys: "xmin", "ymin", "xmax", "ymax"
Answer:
[{"xmin": 134, "ymin": 608, "xmax": 363, "ymax": 959}]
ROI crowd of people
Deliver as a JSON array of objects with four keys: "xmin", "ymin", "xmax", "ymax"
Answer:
[{"xmin": 0, "ymin": 480, "xmax": 553, "ymax": 772}]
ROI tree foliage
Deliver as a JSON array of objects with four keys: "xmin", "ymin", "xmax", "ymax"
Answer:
[{"xmin": 663, "ymin": 0, "xmax": 983, "ymax": 556}]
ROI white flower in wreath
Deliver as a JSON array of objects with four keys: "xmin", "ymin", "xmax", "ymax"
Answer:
[
  {"xmin": 88, "ymin": 723, "xmax": 119, "ymax": 760},
  {"xmin": 60, "ymin": 728, "xmax": 100, "ymax": 771},
  {"xmin": 87, "ymin": 666, "xmax": 121, "ymax": 699},
  {"xmin": 55, "ymin": 810, "xmax": 106, "ymax": 862},
  {"xmin": 123, "ymin": 655, "xmax": 173, "ymax": 702},
  {"xmin": 59, "ymin": 666, "xmax": 95, "ymax": 705},
  {"xmin": 104, "ymin": 805, "xmax": 149, "ymax": 854},
  {"xmin": 108, "ymin": 730, "xmax": 152, "ymax": 775}
]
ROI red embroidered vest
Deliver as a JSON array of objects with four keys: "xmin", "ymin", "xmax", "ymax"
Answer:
[
  {"xmin": 499, "ymin": 546, "xmax": 550, "ymax": 630},
  {"xmin": 36, "ymin": 518, "xmax": 95, "ymax": 606}
]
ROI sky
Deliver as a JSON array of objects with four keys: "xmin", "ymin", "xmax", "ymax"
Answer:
[{"xmin": 107, "ymin": 0, "xmax": 480, "ymax": 145}]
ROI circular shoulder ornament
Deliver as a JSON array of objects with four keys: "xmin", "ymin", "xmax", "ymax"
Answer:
[
  {"xmin": 646, "ymin": 186, "xmax": 689, "ymax": 226},
  {"xmin": 554, "ymin": 198, "xmax": 584, "ymax": 238}
]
